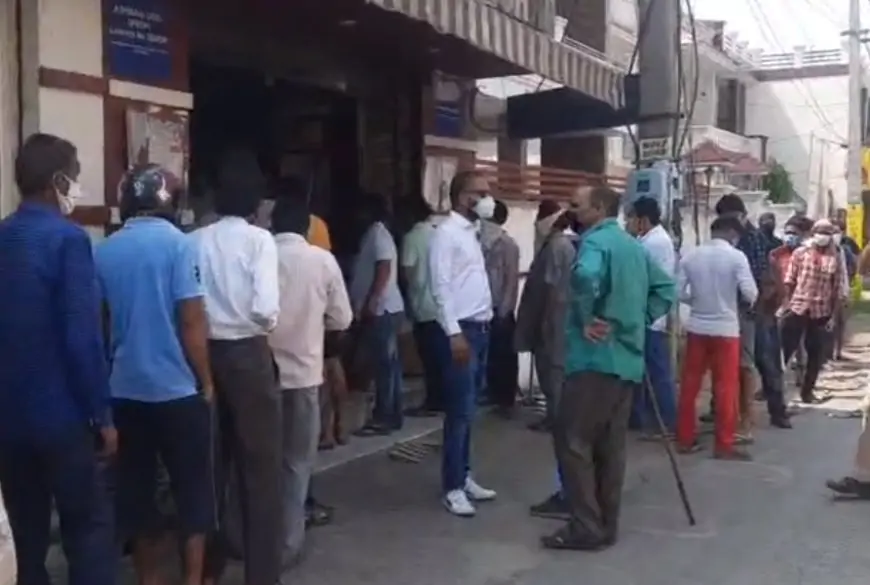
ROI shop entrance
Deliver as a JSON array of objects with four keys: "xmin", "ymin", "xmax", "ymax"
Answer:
[{"xmin": 187, "ymin": 58, "xmax": 361, "ymax": 256}]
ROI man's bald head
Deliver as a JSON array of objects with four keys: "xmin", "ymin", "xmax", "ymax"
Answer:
[{"xmin": 570, "ymin": 185, "xmax": 621, "ymax": 227}]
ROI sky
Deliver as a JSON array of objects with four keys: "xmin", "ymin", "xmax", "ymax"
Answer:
[{"xmin": 692, "ymin": 0, "xmax": 852, "ymax": 52}]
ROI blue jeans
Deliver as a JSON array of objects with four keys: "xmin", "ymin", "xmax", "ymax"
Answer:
[
  {"xmin": 630, "ymin": 329, "xmax": 677, "ymax": 431},
  {"xmin": 0, "ymin": 429, "xmax": 116, "ymax": 585},
  {"xmin": 370, "ymin": 312, "xmax": 405, "ymax": 429},
  {"xmin": 441, "ymin": 320, "xmax": 490, "ymax": 493},
  {"xmin": 413, "ymin": 320, "xmax": 449, "ymax": 412},
  {"xmin": 755, "ymin": 314, "xmax": 787, "ymax": 419}
]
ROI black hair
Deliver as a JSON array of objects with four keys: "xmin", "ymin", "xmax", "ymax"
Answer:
[
  {"xmin": 785, "ymin": 215, "xmax": 814, "ymax": 233},
  {"xmin": 448, "ymin": 170, "xmax": 483, "ymax": 207},
  {"xmin": 553, "ymin": 210, "xmax": 575, "ymax": 231},
  {"xmin": 630, "ymin": 196, "xmax": 661, "ymax": 225},
  {"xmin": 492, "ymin": 200, "xmax": 508, "ymax": 225},
  {"xmin": 710, "ymin": 215, "xmax": 744, "ymax": 236},
  {"xmin": 400, "ymin": 195, "xmax": 433, "ymax": 224},
  {"xmin": 274, "ymin": 175, "xmax": 307, "ymax": 202},
  {"xmin": 590, "ymin": 186, "xmax": 621, "ymax": 218},
  {"xmin": 714, "ymin": 193, "xmax": 747, "ymax": 216},
  {"xmin": 271, "ymin": 194, "xmax": 310, "ymax": 236},
  {"xmin": 213, "ymin": 149, "xmax": 267, "ymax": 217},
  {"xmin": 15, "ymin": 133, "xmax": 77, "ymax": 198},
  {"xmin": 360, "ymin": 192, "xmax": 388, "ymax": 220},
  {"xmin": 537, "ymin": 199, "xmax": 561, "ymax": 220}
]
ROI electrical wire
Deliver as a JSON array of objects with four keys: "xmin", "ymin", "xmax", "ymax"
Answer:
[
  {"xmin": 676, "ymin": 0, "xmax": 700, "ymax": 157},
  {"xmin": 746, "ymin": 0, "xmax": 845, "ymax": 140}
]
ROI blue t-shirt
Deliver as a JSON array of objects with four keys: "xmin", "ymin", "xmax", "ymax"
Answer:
[{"xmin": 95, "ymin": 217, "xmax": 203, "ymax": 402}]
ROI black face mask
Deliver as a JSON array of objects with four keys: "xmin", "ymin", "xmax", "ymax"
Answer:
[{"xmin": 760, "ymin": 224, "xmax": 775, "ymax": 235}]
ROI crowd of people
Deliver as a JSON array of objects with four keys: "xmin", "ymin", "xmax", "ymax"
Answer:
[{"xmin": 1, "ymin": 131, "xmax": 870, "ymax": 585}]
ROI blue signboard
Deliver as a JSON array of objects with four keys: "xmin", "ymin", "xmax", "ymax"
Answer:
[
  {"xmin": 434, "ymin": 103, "xmax": 463, "ymax": 138},
  {"xmin": 107, "ymin": 0, "xmax": 172, "ymax": 83}
]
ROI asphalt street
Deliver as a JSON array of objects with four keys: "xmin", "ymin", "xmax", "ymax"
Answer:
[{"xmin": 48, "ymin": 326, "xmax": 870, "ymax": 585}]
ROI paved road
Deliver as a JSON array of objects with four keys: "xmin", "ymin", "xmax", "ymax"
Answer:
[{"xmin": 49, "ymin": 330, "xmax": 870, "ymax": 585}]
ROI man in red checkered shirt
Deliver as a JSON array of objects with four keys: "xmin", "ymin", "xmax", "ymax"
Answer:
[{"xmin": 780, "ymin": 218, "xmax": 845, "ymax": 404}]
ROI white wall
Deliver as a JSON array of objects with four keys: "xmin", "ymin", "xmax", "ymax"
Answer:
[
  {"xmin": 746, "ymin": 75, "xmax": 849, "ymax": 214},
  {"xmin": 0, "ymin": 0, "xmax": 19, "ymax": 218}
]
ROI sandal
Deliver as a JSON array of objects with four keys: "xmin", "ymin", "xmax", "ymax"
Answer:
[{"xmin": 677, "ymin": 441, "xmax": 704, "ymax": 454}]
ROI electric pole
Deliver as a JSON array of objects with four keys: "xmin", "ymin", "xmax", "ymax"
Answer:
[
  {"xmin": 637, "ymin": 0, "xmax": 680, "ymax": 156},
  {"xmin": 846, "ymin": 0, "xmax": 863, "ymax": 207}
]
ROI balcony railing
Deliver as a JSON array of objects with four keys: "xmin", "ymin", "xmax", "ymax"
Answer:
[
  {"xmin": 686, "ymin": 125, "xmax": 763, "ymax": 159},
  {"xmin": 475, "ymin": 158, "xmax": 628, "ymax": 200}
]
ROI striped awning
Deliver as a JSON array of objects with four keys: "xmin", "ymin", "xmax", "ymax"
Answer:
[{"xmin": 366, "ymin": 0, "xmax": 625, "ymax": 109}]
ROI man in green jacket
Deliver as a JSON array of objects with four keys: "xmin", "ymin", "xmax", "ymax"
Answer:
[{"xmin": 542, "ymin": 186, "xmax": 675, "ymax": 552}]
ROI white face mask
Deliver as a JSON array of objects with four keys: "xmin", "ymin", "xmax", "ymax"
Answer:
[
  {"xmin": 57, "ymin": 179, "xmax": 83, "ymax": 216},
  {"xmin": 833, "ymin": 234, "xmax": 842, "ymax": 246},
  {"xmin": 813, "ymin": 234, "xmax": 832, "ymax": 248},
  {"xmin": 473, "ymin": 195, "xmax": 495, "ymax": 220}
]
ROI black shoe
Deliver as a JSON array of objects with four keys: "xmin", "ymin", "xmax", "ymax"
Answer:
[
  {"xmin": 770, "ymin": 415, "xmax": 793, "ymax": 429},
  {"xmin": 826, "ymin": 476, "xmax": 870, "ymax": 498},
  {"xmin": 527, "ymin": 418, "xmax": 552, "ymax": 432},
  {"xmin": 529, "ymin": 492, "xmax": 570, "ymax": 520},
  {"xmin": 541, "ymin": 527, "xmax": 615, "ymax": 551}
]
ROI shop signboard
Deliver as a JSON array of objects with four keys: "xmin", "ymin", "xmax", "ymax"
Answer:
[
  {"xmin": 107, "ymin": 0, "xmax": 172, "ymax": 83},
  {"xmin": 433, "ymin": 73, "xmax": 463, "ymax": 138}
]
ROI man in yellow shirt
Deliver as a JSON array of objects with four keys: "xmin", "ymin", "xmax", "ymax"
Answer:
[{"xmin": 307, "ymin": 214, "xmax": 332, "ymax": 251}]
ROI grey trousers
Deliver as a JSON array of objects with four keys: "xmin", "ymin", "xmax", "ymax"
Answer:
[
  {"xmin": 205, "ymin": 336, "xmax": 283, "ymax": 585},
  {"xmin": 534, "ymin": 351, "xmax": 564, "ymax": 424},
  {"xmin": 281, "ymin": 386, "xmax": 320, "ymax": 565},
  {"xmin": 554, "ymin": 371, "xmax": 633, "ymax": 541}
]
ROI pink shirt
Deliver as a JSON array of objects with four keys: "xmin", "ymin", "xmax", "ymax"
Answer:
[{"xmin": 269, "ymin": 233, "xmax": 353, "ymax": 389}]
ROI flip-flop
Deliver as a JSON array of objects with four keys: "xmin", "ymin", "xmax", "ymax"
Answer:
[{"xmin": 353, "ymin": 423, "xmax": 392, "ymax": 437}]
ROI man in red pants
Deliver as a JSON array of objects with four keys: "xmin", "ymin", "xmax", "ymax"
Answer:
[{"xmin": 676, "ymin": 217, "xmax": 758, "ymax": 460}]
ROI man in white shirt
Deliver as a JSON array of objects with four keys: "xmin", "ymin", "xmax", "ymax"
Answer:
[
  {"xmin": 194, "ymin": 151, "xmax": 283, "ymax": 585},
  {"xmin": 429, "ymin": 170, "xmax": 497, "ymax": 516},
  {"xmin": 399, "ymin": 197, "xmax": 445, "ymax": 416},
  {"xmin": 349, "ymin": 193, "xmax": 406, "ymax": 435},
  {"xmin": 625, "ymin": 197, "xmax": 677, "ymax": 435},
  {"xmin": 268, "ymin": 195, "xmax": 352, "ymax": 567},
  {"xmin": 676, "ymin": 216, "xmax": 758, "ymax": 462}
]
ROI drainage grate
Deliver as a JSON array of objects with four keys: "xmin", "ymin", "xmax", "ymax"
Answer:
[{"xmin": 387, "ymin": 436, "xmax": 442, "ymax": 463}]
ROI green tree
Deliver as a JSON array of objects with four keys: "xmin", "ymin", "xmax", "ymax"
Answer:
[{"xmin": 763, "ymin": 161, "xmax": 795, "ymax": 203}]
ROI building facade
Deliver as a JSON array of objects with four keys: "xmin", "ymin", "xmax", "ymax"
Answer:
[{"xmin": 0, "ymin": 0, "xmax": 626, "ymax": 240}]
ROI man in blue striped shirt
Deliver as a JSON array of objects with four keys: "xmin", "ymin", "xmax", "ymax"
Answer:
[{"xmin": 0, "ymin": 133, "xmax": 116, "ymax": 585}]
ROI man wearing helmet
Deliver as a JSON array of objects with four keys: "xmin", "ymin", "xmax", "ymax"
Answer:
[{"xmin": 95, "ymin": 164, "xmax": 215, "ymax": 585}]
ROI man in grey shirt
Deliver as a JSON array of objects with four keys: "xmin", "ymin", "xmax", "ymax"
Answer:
[
  {"xmin": 516, "ymin": 205, "xmax": 579, "ymax": 518},
  {"xmin": 349, "ymin": 193, "xmax": 406, "ymax": 435},
  {"xmin": 480, "ymin": 200, "xmax": 521, "ymax": 415}
]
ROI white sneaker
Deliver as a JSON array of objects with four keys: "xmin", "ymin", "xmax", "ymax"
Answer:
[
  {"xmin": 443, "ymin": 489, "xmax": 476, "ymax": 516},
  {"xmin": 464, "ymin": 477, "xmax": 497, "ymax": 501}
]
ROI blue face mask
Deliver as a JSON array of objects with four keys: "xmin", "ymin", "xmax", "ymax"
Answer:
[{"xmin": 784, "ymin": 234, "xmax": 801, "ymax": 248}]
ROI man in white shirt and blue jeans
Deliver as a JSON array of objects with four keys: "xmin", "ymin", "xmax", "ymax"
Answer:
[
  {"xmin": 350, "ymin": 193, "xmax": 406, "ymax": 435},
  {"xmin": 429, "ymin": 171, "xmax": 497, "ymax": 516},
  {"xmin": 625, "ymin": 197, "xmax": 677, "ymax": 435}
]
